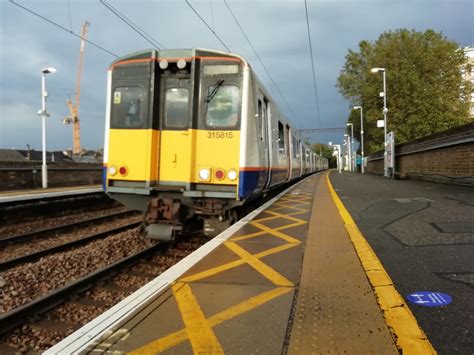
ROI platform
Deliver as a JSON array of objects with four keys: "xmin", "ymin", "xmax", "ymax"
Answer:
[
  {"xmin": 48, "ymin": 171, "xmax": 444, "ymax": 354},
  {"xmin": 0, "ymin": 185, "xmax": 102, "ymax": 203}
]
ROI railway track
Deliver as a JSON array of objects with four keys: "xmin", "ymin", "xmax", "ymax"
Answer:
[
  {"xmin": 0, "ymin": 232, "xmax": 207, "ymax": 353},
  {"xmin": 0, "ymin": 218, "xmax": 141, "ymax": 272}
]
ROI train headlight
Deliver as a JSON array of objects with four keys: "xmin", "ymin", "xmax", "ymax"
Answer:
[
  {"xmin": 199, "ymin": 168, "xmax": 211, "ymax": 181},
  {"xmin": 159, "ymin": 59, "xmax": 168, "ymax": 69},
  {"xmin": 227, "ymin": 169, "xmax": 237, "ymax": 181},
  {"xmin": 108, "ymin": 165, "xmax": 117, "ymax": 176}
]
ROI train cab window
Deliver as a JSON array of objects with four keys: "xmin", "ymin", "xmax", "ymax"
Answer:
[
  {"xmin": 206, "ymin": 85, "xmax": 240, "ymax": 128},
  {"xmin": 111, "ymin": 86, "xmax": 145, "ymax": 128},
  {"xmin": 257, "ymin": 99, "xmax": 263, "ymax": 141},
  {"xmin": 164, "ymin": 88, "xmax": 189, "ymax": 128}
]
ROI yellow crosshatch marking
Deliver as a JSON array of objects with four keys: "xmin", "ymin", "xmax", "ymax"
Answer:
[
  {"xmin": 171, "ymin": 283, "xmax": 224, "ymax": 354},
  {"xmin": 129, "ymin": 188, "xmax": 315, "ymax": 354}
]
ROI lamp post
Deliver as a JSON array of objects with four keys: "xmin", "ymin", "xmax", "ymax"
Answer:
[
  {"xmin": 38, "ymin": 67, "xmax": 57, "ymax": 189},
  {"xmin": 328, "ymin": 142, "xmax": 342, "ymax": 174},
  {"xmin": 371, "ymin": 67, "xmax": 388, "ymax": 177},
  {"xmin": 346, "ymin": 122, "xmax": 354, "ymax": 172},
  {"xmin": 353, "ymin": 106, "xmax": 364, "ymax": 173},
  {"xmin": 344, "ymin": 134, "xmax": 351, "ymax": 172}
]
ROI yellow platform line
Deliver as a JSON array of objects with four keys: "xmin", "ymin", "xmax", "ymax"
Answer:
[
  {"xmin": 129, "ymin": 286, "xmax": 292, "ymax": 354},
  {"xmin": 326, "ymin": 172, "xmax": 436, "ymax": 355},
  {"xmin": 225, "ymin": 241, "xmax": 294, "ymax": 287},
  {"xmin": 171, "ymin": 283, "xmax": 223, "ymax": 354}
]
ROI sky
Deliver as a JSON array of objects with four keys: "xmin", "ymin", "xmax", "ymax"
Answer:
[{"xmin": 0, "ymin": 0, "xmax": 472, "ymax": 151}]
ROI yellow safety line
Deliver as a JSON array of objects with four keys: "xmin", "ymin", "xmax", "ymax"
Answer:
[
  {"xmin": 326, "ymin": 172, "xmax": 437, "ymax": 355},
  {"xmin": 180, "ymin": 243, "xmax": 298, "ymax": 283},
  {"xmin": 129, "ymin": 286, "xmax": 292, "ymax": 354},
  {"xmin": 172, "ymin": 283, "xmax": 224, "ymax": 354},
  {"xmin": 225, "ymin": 241, "xmax": 294, "ymax": 286}
]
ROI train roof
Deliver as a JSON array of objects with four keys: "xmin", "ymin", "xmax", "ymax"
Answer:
[{"xmin": 110, "ymin": 48, "xmax": 248, "ymax": 67}]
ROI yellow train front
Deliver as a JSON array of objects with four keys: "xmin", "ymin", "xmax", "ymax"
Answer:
[
  {"xmin": 103, "ymin": 48, "xmax": 325, "ymax": 240},
  {"xmin": 104, "ymin": 49, "xmax": 244, "ymax": 240}
]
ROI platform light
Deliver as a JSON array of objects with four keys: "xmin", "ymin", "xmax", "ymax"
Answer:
[
  {"xmin": 371, "ymin": 67, "xmax": 388, "ymax": 177},
  {"xmin": 39, "ymin": 66, "xmax": 57, "ymax": 189}
]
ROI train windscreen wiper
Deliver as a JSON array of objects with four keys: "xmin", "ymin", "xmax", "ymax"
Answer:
[{"xmin": 206, "ymin": 79, "xmax": 225, "ymax": 103}]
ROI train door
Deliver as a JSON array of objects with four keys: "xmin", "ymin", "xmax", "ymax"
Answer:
[
  {"xmin": 285, "ymin": 124, "xmax": 291, "ymax": 180},
  {"xmin": 158, "ymin": 74, "xmax": 193, "ymax": 186},
  {"xmin": 259, "ymin": 93, "xmax": 273, "ymax": 189}
]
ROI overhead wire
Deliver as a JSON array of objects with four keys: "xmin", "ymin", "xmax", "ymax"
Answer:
[
  {"xmin": 100, "ymin": 0, "xmax": 165, "ymax": 50},
  {"xmin": 9, "ymin": 0, "xmax": 118, "ymax": 57},
  {"xmin": 185, "ymin": 0, "xmax": 231, "ymax": 52},
  {"xmin": 223, "ymin": 0, "xmax": 298, "ymax": 120},
  {"xmin": 67, "ymin": 0, "xmax": 73, "ymax": 31},
  {"xmin": 304, "ymin": 0, "xmax": 325, "ymax": 144}
]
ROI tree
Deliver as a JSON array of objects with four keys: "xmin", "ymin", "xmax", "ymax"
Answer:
[{"xmin": 337, "ymin": 29, "xmax": 472, "ymax": 154}]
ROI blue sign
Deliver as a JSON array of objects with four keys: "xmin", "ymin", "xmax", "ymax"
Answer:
[{"xmin": 407, "ymin": 291, "xmax": 452, "ymax": 307}]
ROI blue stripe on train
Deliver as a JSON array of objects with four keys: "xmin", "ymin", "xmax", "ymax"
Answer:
[
  {"xmin": 102, "ymin": 166, "xmax": 107, "ymax": 191},
  {"xmin": 238, "ymin": 170, "xmax": 261, "ymax": 200}
]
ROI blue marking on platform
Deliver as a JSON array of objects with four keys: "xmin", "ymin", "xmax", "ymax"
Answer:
[{"xmin": 407, "ymin": 291, "xmax": 452, "ymax": 307}]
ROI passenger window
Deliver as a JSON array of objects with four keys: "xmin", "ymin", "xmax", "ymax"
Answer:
[
  {"xmin": 165, "ymin": 88, "xmax": 189, "ymax": 128},
  {"xmin": 278, "ymin": 121, "xmax": 285, "ymax": 153},
  {"xmin": 206, "ymin": 85, "xmax": 240, "ymax": 128},
  {"xmin": 112, "ymin": 86, "xmax": 145, "ymax": 128}
]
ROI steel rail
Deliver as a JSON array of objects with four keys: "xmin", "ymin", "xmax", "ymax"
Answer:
[
  {"xmin": 0, "ymin": 210, "xmax": 136, "ymax": 247},
  {"xmin": 0, "ymin": 242, "xmax": 164, "ymax": 335},
  {"xmin": 0, "ymin": 221, "xmax": 141, "ymax": 272}
]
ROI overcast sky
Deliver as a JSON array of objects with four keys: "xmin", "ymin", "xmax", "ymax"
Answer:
[{"xmin": 0, "ymin": 0, "xmax": 472, "ymax": 151}]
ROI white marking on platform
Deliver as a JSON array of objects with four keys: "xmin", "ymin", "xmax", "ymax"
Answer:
[{"xmin": 0, "ymin": 187, "xmax": 103, "ymax": 203}]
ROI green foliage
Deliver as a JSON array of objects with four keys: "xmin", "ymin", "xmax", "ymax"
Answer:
[{"xmin": 337, "ymin": 29, "xmax": 472, "ymax": 154}]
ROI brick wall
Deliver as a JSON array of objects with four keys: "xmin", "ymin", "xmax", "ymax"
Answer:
[
  {"xmin": 366, "ymin": 122, "xmax": 474, "ymax": 186},
  {"xmin": 0, "ymin": 162, "xmax": 102, "ymax": 191}
]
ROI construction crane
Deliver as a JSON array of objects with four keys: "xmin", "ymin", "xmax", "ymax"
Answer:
[{"xmin": 64, "ymin": 21, "xmax": 90, "ymax": 155}]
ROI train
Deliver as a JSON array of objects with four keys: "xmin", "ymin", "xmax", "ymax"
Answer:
[{"xmin": 103, "ymin": 48, "xmax": 328, "ymax": 240}]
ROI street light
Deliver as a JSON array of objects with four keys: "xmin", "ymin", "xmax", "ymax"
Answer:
[
  {"xmin": 328, "ymin": 142, "xmax": 342, "ymax": 173},
  {"xmin": 353, "ymin": 106, "xmax": 364, "ymax": 173},
  {"xmin": 346, "ymin": 122, "xmax": 354, "ymax": 172},
  {"xmin": 38, "ymin": 67, "xmax": 57, "ymax": 189},
  {"xmin": 344, "ymin": 133, "xmax": 351, "ymax": 172},
  {"xmin": 371, "ymin": 67, "xmax": 388, "ymax": 177}
]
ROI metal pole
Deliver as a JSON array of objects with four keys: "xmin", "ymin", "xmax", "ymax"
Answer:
[
  {"xmin": 350, "ymin": 124, "xmax": 354, "ymax": 172},
  {"xmin": 41, "ymin": 72, "xmax": 48, "ymax": 189},
  {"xmin": 383, "ymin": 70, "xmax": 388, "ymax": 177},
  {"xmin": 360, "ymin": 107, "xmax": 365, "ymax": 173}
]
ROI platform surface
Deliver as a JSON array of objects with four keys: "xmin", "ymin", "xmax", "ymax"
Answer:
[
  {"xmin": 330, "ymin": 172, "xmax": 474, "ymax": 355},
  {"xmin": 0, "ymin": 185, "xmax": 102, "ymax": 203},
  {"xmin": 52, "ymin": 173, "xmax": 411, "ymax": 355}
]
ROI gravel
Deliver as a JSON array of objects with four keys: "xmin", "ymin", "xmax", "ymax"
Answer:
[{"xmin": 0, "ymin": 228, "xmax": 155, "ymax": 314}]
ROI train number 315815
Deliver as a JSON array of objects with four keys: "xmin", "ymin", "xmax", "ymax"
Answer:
[{"xmin": 207, "ymin": 131, "xmax": 233, "ymax": 139}]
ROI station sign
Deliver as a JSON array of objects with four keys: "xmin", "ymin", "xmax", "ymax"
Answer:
[{"xmin": 407, "ymin": 291, "xmax": 452, "ymax": 307}]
